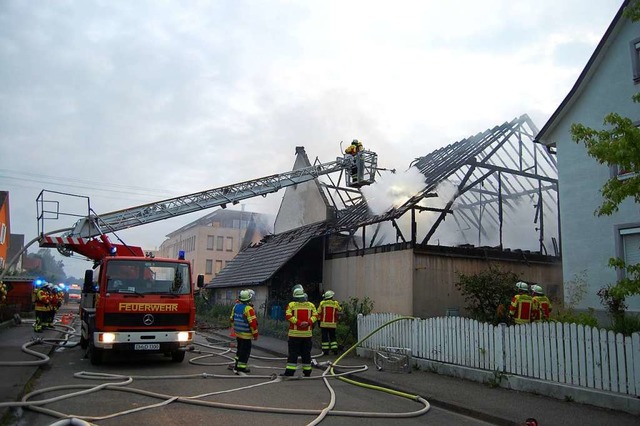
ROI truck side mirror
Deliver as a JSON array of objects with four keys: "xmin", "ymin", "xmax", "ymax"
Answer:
[
  {"xmin": 197, "ymin": 274, "xmax": 205, "ymax": 289},
  {"xmin": 83, "ymin": 270, "xmax": 95, "ymax": 293}
]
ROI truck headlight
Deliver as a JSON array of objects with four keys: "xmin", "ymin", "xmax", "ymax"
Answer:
[
  {"xmin": 177, "ymin": 331, "xmax": 192, "ymax": 342},
  {"xmin": 99, "ymin": 333, "xmax": 116, "ymax": 343}
]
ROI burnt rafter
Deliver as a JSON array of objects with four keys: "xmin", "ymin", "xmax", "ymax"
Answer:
[
  {"xmin": 422, "ymin": 165, "xmax": 477, "ymax": 244},
  {"xmin": 326, "ymin": 115, "xmax": 558, "ymax": 245},
  {"xmin": 465, "ymin": 160, "xmax": 557, "ymax": 184},
  {"xmin": 405, "ymin": 114, "xmax": 558, "ymax": 248}
]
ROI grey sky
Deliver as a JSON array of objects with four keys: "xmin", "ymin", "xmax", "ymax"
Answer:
[{"xmin": 0, "ymin": 0, "xmax": 623, "ymax": 278}]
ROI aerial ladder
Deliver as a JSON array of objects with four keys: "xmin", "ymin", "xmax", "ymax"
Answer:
[
  {"xmin": 16, "ymin": 148, "xmax": 380, "ymax": 365},
  {"xmin": 36, "ymin": 150, "xmax": 379, "ymax": 254}
]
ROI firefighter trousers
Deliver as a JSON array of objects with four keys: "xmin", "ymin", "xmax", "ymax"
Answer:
[
  {"xmin": 285, "ymin": 337, "xmax": 312, "ymax": 376},
  {"xmin": 235, "ymin": 338, "xmax": 252, "ymax": 371},
  {"xmin": 320, "ymin": 327, "xmax": 338, "ymax": 353}
]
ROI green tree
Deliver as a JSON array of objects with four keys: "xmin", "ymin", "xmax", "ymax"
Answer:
[
  {"xmin": 570, "ymin": 1, "xmax": 640, "ymax": 303},
  {"xmin": 26, "ymin": 249, "xmax": 68, "ymax": 283}
]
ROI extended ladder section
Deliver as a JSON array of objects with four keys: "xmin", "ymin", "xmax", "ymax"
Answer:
[{"xmin": 38, "ymin": 151, "xmax": 378, "ymax": 240}]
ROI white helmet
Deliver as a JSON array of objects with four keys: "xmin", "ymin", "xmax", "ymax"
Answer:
[
  {"xmin": 515, "ymin": 281, "xmax": 529, "ymax": 291},
  {"xmin": 293, "ymin": 288, "xmax": 306, "ymax": 300},
  {"xmin": 323, "ymin": 290, "xmax": 335, "ymax": 300},
  {"xmin": 531, "ymin": 285, "xmax": 544, "ymax": 295},
  {"xmin": 239, "ymin": 290, "xmax": 252, "ymax": 302}
]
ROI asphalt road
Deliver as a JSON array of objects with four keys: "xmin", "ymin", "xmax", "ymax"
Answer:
[{"xmin": 9, "ymin": 311, "xmax": 495, "ymax": 426}]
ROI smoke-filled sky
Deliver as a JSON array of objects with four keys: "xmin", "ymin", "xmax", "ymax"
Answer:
[{"xmin": 0, "ymin": 0, "xmax": 623, "ymax": 277}]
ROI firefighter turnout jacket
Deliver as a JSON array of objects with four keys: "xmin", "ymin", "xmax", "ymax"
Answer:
[
  {"xmin": 230, "ymin": 303, "xmax": 258, "ymax": 339},
  {"xmin": 34, "ymin": 288, "xmax": 51, "ymax": 312},
  {"xmin": 532, "ymin": 295, "xmax": 552, "ymax": 322},
  {"xmin": 509, "ymin": 293, "xmax": 533, "ymax": 324},
  {"xmin": 318, "ymin": 299, "xmax": 342, "ymax": 328},
  {"xmin": 285, "ymin": 300, "xmax": 318, "ymax": 337}
]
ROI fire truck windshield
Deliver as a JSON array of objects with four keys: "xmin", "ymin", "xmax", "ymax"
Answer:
[{"xmin": 105, "ymin": 260, "xmax": 190, "ymax": 295}]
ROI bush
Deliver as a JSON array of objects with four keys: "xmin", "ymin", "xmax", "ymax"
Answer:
[
  {"xmin": 553, "ymin": 307, "xmax": 599, "ymax": 328},
  {"xmin": 455, "ymin": 266, "xmax": 520, "ymax": 325},
  {"xmin": 195, "ymin": 296, "xmax": 233, "ymax": 328},
  {"xmin": 610, "ymin": 314, "xmax": 640, "ymax": 335},
  {"xmin": 338, "ymin": 297, "xmax": 374, "ymax": 349}
]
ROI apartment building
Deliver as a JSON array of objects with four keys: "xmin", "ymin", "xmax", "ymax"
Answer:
[{"xmin": 157, "ymin": 208, "xmax": 271, "ymax": 282}]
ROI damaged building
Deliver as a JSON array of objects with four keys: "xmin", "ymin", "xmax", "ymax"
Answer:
[{"xmin": 205, "ymin": 114, "xmax": 563, "ymax": 319}]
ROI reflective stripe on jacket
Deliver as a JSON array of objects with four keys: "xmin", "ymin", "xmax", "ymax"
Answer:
[
  {"xmin": 286, "ymin": 301, "xmax": 318, "ymax": 338},
  {"xmin": 230, "ymin": 303, "xmax": 258, "ymax": 339},
  {"xmin": 318, "ymin": 299, "xmax": 342, "ymax": 328},
  {"xmin": 509, "ymin": 294, "xmax": 533, "ymax": 324},
  {"xmin": 35, "ymin": 289, "xmax": 50, "ymax": 312},
  {"xmin": 532, "ymin": 296, "xmax": 552, "ymax": 322}
]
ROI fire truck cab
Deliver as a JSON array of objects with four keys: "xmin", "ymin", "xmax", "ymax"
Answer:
[{"xmin": 80, "ymin": 253, "xmax": 204, "ymax": 365}]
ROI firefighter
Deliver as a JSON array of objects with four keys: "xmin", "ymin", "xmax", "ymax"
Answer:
[
  {"xmin": 54, "ymin": 287, "xmax": 64, "ymax": 320},
  {"xmin": 282, "ymin": 287, "xmax": 318, "ymax": 377},
  {"xmin": 509, "ymin": 281, "xmax": 533, "ymax": 325},
  {"xmin": 344, "ymin": 139, "xmax": 364, "ymax": 182},
  {"xmin": 44, "ymin": 284, "xmax": 58, "ymax": 327},
  {"xmin": 229, "ymin": 290, "xmax": 258, "ymax": 373},
  {"xmin": 344, "ymin": 139, "xmax": 364, "ymax": 156},
  {"xmin": 531, "ymin": 284, "xmax": 552, "ymax": 322},
  {"xmin": 33, "ymin": 283, "xmax": 51, "ymax": 332},
  {"xmin": 318, "ymin": 290, "xmax": 342, "ymax": 355}
]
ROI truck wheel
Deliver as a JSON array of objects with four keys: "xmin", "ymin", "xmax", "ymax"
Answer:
[
  {"xmin": 80, "ymin": 334, "xmax": 88, "ymax": 349},
  {"xmin": 171, "ymin": 350, "xmax": 185, "ymax": 363},
  {"xmin": 89, "ymin": 344, "xmax": 104, "ymax": 365}
]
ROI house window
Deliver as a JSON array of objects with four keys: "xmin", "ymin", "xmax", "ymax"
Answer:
[
  {"xmin": 621, "ymin": 227, "xmax": 640, "ymax": 266},
  {"xmin": 215, "ymin": 260, "xmax": 223, "ymax": 274},
  {"xmin": 631, "ymin": 37, "xmax": 640, "ymax": 83},
  {"xmin": 611, "ymin": 164, "xmax": 637, "ymax": 179},
  {"xmin": 226, "ymin": 236, "xmax": 233, "ymax": 251},
  {"xmin": 0, "ymin": 223, "xmax": 6, "ymax": 244},
  {"xmin": 216, "ymin": 236, "xmax": 224, "ymax": 251},
  {"xmin": 207, "ymin": 235, "xmax": 214, "ymax": 250},
  {"xmin": 205, "ymin": 259, "xmax": 213, "ymax": 275}
]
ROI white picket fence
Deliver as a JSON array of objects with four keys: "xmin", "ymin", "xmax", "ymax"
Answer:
[{"xmin": 357, "ymin": 313, "xmax": 640, "ymax": 397}]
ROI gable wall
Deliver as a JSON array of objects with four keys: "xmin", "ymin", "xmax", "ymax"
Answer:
[
  {"xmin": 544, "ymin": 18, "xmax": 640, "ymax": 311},
  {"xmin": 274, "ymin": 153, "xmax": 329, "ymax": 234}
]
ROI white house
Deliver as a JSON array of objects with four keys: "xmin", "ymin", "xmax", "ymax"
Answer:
[{"xmin": 535, "ymin": 0, "xmax": 640, "ymax": 315}]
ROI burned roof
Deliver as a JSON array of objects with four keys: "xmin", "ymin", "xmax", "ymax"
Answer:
[{"xmin": 207, "ymin": 113, "xmax": 558, "ymax": 288}]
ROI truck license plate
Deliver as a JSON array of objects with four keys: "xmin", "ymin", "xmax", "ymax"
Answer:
[{"xmin": 134, "ymin": 343, "xmax": 160, "ymax": 350}]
